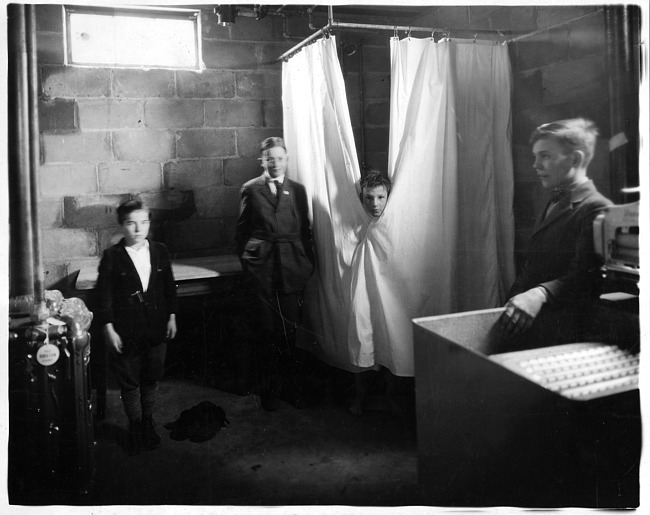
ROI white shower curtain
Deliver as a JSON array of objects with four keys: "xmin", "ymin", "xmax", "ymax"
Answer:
[
  {"xmin": 283, "ymin": 37, "xmax": 367, "ymax": 372},
  {"xmin": 451, "ymin": 39, "xmax": 516, "ymax": 311},
  {"xmin": 283, "ymin": 36, "xmax": 514, "ymax": 377}
]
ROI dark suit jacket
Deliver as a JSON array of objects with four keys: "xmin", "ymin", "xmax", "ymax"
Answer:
[
  {"xmin": 507, "ymin": 180, "xmax": 613, "ymax": 346},
  {"xmin": 235, "ymin": 174, "xmax": 314, "ymax": 296},
  {"xmin": 95, "ymin": 238, "xmax": 177, "ymax": 346}
]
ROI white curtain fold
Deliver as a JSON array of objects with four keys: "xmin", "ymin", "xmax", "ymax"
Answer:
[
  {"xmin": 346, "ymin": 38, "xmax": 458, "ymax": 375},
  {"xmin": 283, "ymin": 37, "xmax": 368, "ymax": 372},
  {"xmin": 282, "ymin": 36, "xmax": 515, "ymax": 377}
]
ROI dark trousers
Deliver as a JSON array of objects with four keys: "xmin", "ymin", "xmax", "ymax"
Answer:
[
  {"xmin": 109, "ymin": 340, "xmax": 167, "ymax": 423},
  {"xmin": 252, "ymin": 289, "xmax": 303, "ymax": 396},
  {"xmin": 109, "ymin": 340, "xmax": 167, "ymax": 391}
]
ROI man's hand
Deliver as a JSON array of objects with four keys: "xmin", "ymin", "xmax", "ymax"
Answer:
[
  {"xmin": 102, "ymin": 323, "xmax": 124, "ymax": 353},
  {"xmin": 500, "ymin": 287, "xmax": 548, "ymax": 337}
]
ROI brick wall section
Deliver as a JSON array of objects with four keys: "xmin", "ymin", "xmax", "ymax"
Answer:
[{"xmin": 34, "ymin": 5, "xmax": 616, "ymax": 293}]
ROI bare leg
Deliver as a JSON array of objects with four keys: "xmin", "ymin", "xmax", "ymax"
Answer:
[{"xmin": 384, "ymin": 371, "xmax": 406, "ymax": 418}]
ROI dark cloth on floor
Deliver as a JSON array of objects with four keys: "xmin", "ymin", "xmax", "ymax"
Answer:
[{"xmin": 164, "ymin": 401, "xmax": 229, "ymax": 443}]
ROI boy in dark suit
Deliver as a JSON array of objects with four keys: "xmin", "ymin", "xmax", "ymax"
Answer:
[
  {"xmin": 235, "ymin": 137, "xmax": 314, "ymax": 411},
  {"xmin": 96, "ymin": 199, "xmax": 177, "ymax": 455},
  {"xmin": 500, "ymin": 118, "xmax": 613, "ymax": 346}
]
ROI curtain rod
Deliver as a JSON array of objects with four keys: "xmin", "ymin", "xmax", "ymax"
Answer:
[
  {"xmin": 276, "ymin": 6, "xmax": 607, "ymax": 62},
  {"xmin": 275, "ymin": 5, "xmax": 506, "ymax": 62}
]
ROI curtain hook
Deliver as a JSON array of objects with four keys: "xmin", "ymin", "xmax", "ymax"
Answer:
[
  {"xmin": 473, "ymin": 33, "xmax": 478, "ymax": 43},
  {"xmin": 393, "ymin": 26, "xmax": 398, "ymax": 39},
  {"xmin": 407, "ymin": 26, "xmax": 412, "ymax": 39}
]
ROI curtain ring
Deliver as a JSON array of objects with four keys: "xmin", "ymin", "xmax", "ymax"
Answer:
[
  {"xmin": 393, "ymin": 26, "xmax": 398, "ymax": 39},
  {"xmin": 473, "ymin": 33, "xmax": 478, "ymax": 43},
  {"xmin": 407, "ymin": 26, "xmax": 412, "ymax": 39}
]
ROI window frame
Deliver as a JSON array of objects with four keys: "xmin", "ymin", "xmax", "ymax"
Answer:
[{"xmin": 63, "ymin": 4, "xmax": 203, "ymax": 71}]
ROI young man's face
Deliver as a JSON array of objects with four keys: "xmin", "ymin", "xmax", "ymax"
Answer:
[
  {"xmin": 532, "ymin": 138, "xmax": 575, "ymax": 190},
  {"xmin": 362, "ymin": 185, "xmax": 389, "ymax": 218},
  {"xmin": 261, "ymin": 146, "xmax": 288, "ymax": 179},
  {"xmin": 122, "ymin": 209, "xmax": 150, "ymax": 247}
]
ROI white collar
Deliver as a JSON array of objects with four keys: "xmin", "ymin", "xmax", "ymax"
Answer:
[
  {"xmin": 263, "ymin": 171, "xmax": 285, "ymax": 183},
  {"xmin": 125, "ymin": 239, "xmax": 150, "ymax": 253},
  {"xmin": 564, "ymin": 176, "xmax": 589, "ymax": 191}
]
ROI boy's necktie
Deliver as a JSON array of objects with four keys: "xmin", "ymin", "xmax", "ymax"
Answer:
[
  {"xmin": 545, "ymin": 188, "xmax": 566, "ymax": 218},
  {"xmin": 550, "ymin": 188, "xmax": 566, "ymax": 203}
]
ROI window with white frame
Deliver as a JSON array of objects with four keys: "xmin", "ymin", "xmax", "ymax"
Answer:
[{"xmin": 64, "ymin": 5, "xmax": 202, "ymax": 70}]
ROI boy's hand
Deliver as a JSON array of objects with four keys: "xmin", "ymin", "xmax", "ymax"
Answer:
[
  {"xmin": 167, "ymin": 314, "xmax": 177, "ymax": 340},
  {"xmin": 102, "ymin": 323, "xmax": 124, "ymax": 353},
  {"xmin": 500, "ymin": 287, "xmax": 548, "ymax": 336}
]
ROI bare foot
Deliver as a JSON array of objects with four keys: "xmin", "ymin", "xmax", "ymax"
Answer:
[{"xmin": 348, "ymin": 373, "xmax": 368, "ymax": 416}]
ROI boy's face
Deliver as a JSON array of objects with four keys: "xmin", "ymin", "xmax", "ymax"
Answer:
[
  {"xmin": 532, "ymin": 137, "xmax": 575, "ymax": 190},
  {"xmin": 122, "ymin": 209, "xmax": 150, "ymax": 247},
  {"xmin": 362, "ymin": 185, "xmax": 389, "ymax": 218},
  {"xmin": 261, "ymin": 146, "xmax": 288, "ymax": 179}
]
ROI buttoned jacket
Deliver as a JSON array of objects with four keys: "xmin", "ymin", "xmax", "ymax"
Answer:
[
  {"xmin": 235, "ymin": 174, "xmax": 314, "ymax": 295},
  {"xmin": 95, "ymin": 238, "xmax": 177, "ymax": 345},
  {"xmin": 509, "ymin": 179, "xmax": 613, "ymax": 308}
]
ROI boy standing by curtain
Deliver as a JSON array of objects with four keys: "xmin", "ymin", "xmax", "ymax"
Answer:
[
  {"xmin": 235, "ymin": 137, "xmax": 315, "ymax": 411},
  {"xmin": 96, "ymin": 199, "xmax": 178, "ymax": 455}
]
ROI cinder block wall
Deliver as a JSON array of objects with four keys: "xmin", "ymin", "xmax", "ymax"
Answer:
[
  {"xmin": 337, "ymin": 31, "xmax": 391, "ymax": 172},
  {"xmin": 35, "ymin": 5, "xmax": 303, "ymax": 293},
  {"xmin": 415, "ymin": 5, "xmax": 614, "ymax": 269}
]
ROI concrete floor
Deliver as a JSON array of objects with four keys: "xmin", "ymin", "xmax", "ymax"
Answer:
[{"xmin": 87, "ymin": 376, "xmax": 424, "ymax": 508}]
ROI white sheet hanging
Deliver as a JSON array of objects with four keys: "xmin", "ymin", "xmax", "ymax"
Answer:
[
  {"xmin": 346, "ymin": 37, "xmax": 458, "ymax": 376},
  {"xmin": 282, "ymin": 36, "xmax": 514, "ymax": 377},
  {"xmin": 283, "ymin": 37, "xmax": 368, "ymax": 372}
]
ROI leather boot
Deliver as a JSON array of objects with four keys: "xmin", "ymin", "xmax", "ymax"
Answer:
[
  {"xmin": 126, "ymin": 419, "xmax": 142, "ymax": 456},
  {"xmin": 142, "ymin": 415, "xmax": 161, "ymax": 450}
]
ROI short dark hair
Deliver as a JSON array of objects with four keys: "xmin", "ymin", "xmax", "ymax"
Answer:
[
  {"xmin": 117, "ymin": 199, "xmax": 150, "ymax": 225},
  {"xmin": 259, "ymin": 137, "xmax": 286, "ymax": 156},
  {"xmin": 360, "ymin": 170, "xmax": 391, "ymax": 196},
  {"xmin": 529, "ymin": 118, "xmax": 599, "ymax": 168}
]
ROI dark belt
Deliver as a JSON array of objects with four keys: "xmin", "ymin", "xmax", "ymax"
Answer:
[
  {"xmin": 251, "ymin": 230, "xmax": 300, "ymax": 243},
  {"xmin": 126, "ymin": 290, "xmax": 159, "ymax": 306}
]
